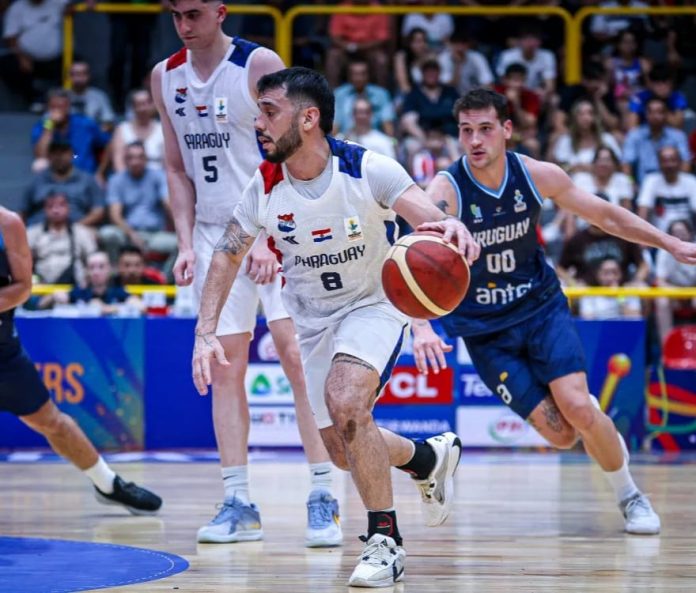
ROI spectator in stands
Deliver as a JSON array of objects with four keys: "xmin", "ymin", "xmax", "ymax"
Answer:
[
  {"xmin": 110, "ymin": 89, "xmax": 164, "ymax": 172},
  {"xmin": 100, "ymin": 141, "xmax": 176, "ymax": 265},
  {"xmin": 495, "ymin": 25, "xmax": 557, "ymax": 101},
  {"xmin": 111, "ymin": 245, "xmax": 166, "ymax": 288},
  {"xmin": 333, "ymin": 59, "xmax": 395, "ymax": 136},
  {"xmin": 85, "ymin": 0, "xmax": 158, "ymax": 113},
  {"xmin": 325, "ymin": 0, "xmax": 391, "ymax": 88},
  {"xmin": 0, "ymin": 0, "xmax": 67, "ymax": 109},
  {"xmin": 41, "ymin": 251, "xmax": 140, "ymax": 314},
  {"xmin": 393, "ymin": 27, "xmax": 436, "ymax": 97},
  {"xmin": 400, "ymin": 58, "xmax": 459, "ymax": 157},
  {"xmin": 438, "ymin": 32, "xmax": 494, "ymax": 96},
  {"xmin": 549, "ymin": 100, "xmax": 622, "ymax": 175},
  {"xmin": 26, "ymin": 191, "xmax": 96, "ymax": 286},
  {"xmin": 578, "ymin": 256, "xmax": 642, "ymax": 320},
  {"xmin": 654, "ymin": 219, "xmax": 696, "ymax": 343},
  {"xmin": 558, "ymin": 61, "xmax": 620, "ymax": 136},
  {"xmin": 31, "ymin": 89, "xmax": 111, "ymax": 180},
  {"xmin": 22, "ymin": 139, "xmax": 105, "ymax": 227},
  {"xmin": 622, "ymin": 98, "xmax": 691, "ymax": 184},
  {"xmin": 342, "ymin": 98, "xmax": 396, "ymax": 159},
  {"xmin": 627, "ymin": 64, "xmax": 687, "ymax": 130},
  {"xmin": 401, "ymin": 0, "xmax": 453, "ymax": 55},
  {"xmin": 606, "ymin": 29, "xmax": 650, "ymax": 108},
  {"xmin": 573, "ymin": 146, "xmax": 635, "ymax": 212},
  {"xmin": 68, "ymin": 61, "xmax": 116, "ymax": 132},
  {"xmin": 409, "ymin": 124, "xmax": 457, "ymax": 189},
  {"xmin": 636, "ymin": 146, "xmax": 696, "ymax": 234},
  {"xmin": 557, "ymin": 208, "xmax": 649, "ymax": 288},
  {"xmin": 589, "ymin": 1, "xmax": 649, "ymax": 46},
  {"xmin": 493, "ymin": 63, "xmax": 541, "ymax": 158}
]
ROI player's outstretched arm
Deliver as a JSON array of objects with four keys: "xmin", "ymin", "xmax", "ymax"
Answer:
[
  {"xmin": 425, "ymin": 172, "xmax": 461, "ymax": 218},
  {"xmin": 151, "ymin": 62, "xmax": 198, "ymax": 286},
  {"xmin": 0, "ymin": 210, "xmax": 33, "ymax": 313},
  {"xmin": 393, "ymin": 184, "xmax": 480, "ymax": 265},
  {"xmin": 528, "ymin": 156, "xmax": 696, "ymax": 265},
  {"xmin": 192, "ymin": 216, "xmax": 255, "ymax": 395}
]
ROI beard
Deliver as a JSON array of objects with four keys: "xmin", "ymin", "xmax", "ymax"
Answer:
[{"xmin": 264, "ymin": 119, "xmax": 303, "ymax": 163}]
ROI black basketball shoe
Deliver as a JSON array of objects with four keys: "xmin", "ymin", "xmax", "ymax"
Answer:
[{"xmin": 94, "ymin": 475, "xmax": 162, "ymax": 516}]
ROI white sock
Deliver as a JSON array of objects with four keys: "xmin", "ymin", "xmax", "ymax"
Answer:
[
  {"xmin": 84, "ymin": 456, "xmax": 116, "ymax": 494},
  {"xmin": 309, "ymin": 462, "xmax": 333, "ymax": 493},
  {"xmin": 222, "ymin": 465, "xmax": 249, "ymax": 504},
  {"xmin": 604, "ymin": 459, "xmax": 640, "ymax": 504}
]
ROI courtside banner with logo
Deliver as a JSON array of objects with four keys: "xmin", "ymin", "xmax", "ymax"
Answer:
[{"xmin": 0, "ymin": 318, "xmax": 145, "ymax": 450}]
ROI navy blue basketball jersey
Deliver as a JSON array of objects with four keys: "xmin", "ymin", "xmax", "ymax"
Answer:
[
  {"xmin": 0, "ymin": 229, "xmax": 19, "ymax": 347},
  {"xmin": 439, "ymin": 151, "xmax": 562, "ymax": 337}
]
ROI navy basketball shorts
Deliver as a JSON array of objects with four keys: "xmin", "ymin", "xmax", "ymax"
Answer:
[
  {"xmin": 0, "ymin": 345, "xmax": 50, "ymax": 416},
  {"xmin": 464, "ymin": 293, "xmax": 587, "ymax": 419}
]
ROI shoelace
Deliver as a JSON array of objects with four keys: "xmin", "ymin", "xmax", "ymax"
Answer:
[
  {"xmin": 307, "ymin": 498, "xmax": 333, "ymax": 528},
  {"xmin": 357, "ymin": 536, "xmax": 398, "ymax": 567},
  {"xmin": 624, "ymin": 495, "xmax": 652, "ymax": 517},
  {"xmin": 211, "ymin": 499, "xmax": 244, "ymax": 523}
]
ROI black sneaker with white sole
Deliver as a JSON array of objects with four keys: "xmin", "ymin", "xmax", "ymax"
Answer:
[{"xmin": 94, "ymin": 475, "xmax": 162, "ymax": 516}]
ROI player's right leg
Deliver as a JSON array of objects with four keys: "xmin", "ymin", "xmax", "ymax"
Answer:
[{"xmin": 4, "ymin": 347, "xmax": 161, "ymax": 515}]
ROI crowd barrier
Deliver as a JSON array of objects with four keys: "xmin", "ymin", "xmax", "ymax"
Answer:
[
  {"xmin": 62, "ymin": 4, "xmax": 696, "ymax": 86},
  {"xmin": 3, "ymin": 315, "xmax": 681, "ymax": 454}
]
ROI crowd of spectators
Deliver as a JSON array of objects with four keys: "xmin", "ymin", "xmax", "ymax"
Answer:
[{"xmin": 1, "ymin": 0, "xmax": 695, "ymax": 348}]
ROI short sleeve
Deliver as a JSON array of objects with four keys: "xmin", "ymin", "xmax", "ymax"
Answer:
[
  {"xmin": 233, "ymin": 173, "xmax": 264, "ymax": 237},
  {"xmin": 636, "ymin": 173, "xmax": 657, "ymax": 208},
  {"xmin": 473, "ymin": 52, "xmax": 494, "ymax": 86},
  {"xmin": 364, "ymin": 151, "xmax": 415, "ymax": 208}
]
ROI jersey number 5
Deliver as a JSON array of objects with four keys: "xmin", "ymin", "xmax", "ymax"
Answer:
[{"xmin": 202, "ymin": 155, "xmax": 218, "ymax": 182}]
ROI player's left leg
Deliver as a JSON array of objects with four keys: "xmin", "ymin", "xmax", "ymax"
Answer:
[
  {"xmin": 21, "ymin": 400, "xmax": 161, "ymax": 515},
  {"xmin": 268, "ymin": 316, "xmax": 342, "ymax": 548},
  {"xmin": 549, "ymin": 373, "xmax": 660, "ymax": 534}
]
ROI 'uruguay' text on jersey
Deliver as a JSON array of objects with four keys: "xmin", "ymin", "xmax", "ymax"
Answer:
[{"xmin": 440, "ymin": 151, "xmax": 561, "ymax": 337}]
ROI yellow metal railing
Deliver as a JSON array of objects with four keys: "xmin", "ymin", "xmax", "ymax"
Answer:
[
  {"xmin": 568, "ymin": 6, "xmax": 696, "ymax": 84},
  {"xmin": 62, "ymin": 3, "xmax": 284, "ymax": 86},
  {"xmin": 279, "ymin": 5, "xmax": 573, "ymax": 80},
  {"xmin": 30, "ymin": 284, "xmax": 696, "ymax": 300},
  {"xmin": 62, "ymin": 4, "xmax": 696, "ymax": 87}
]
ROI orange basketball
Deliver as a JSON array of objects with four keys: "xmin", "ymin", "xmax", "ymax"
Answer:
[{"xmin": 382, "ymin": 231, "xmax": 470, "ymax": 319}]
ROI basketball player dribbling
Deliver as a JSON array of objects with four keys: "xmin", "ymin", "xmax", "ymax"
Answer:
[
  {"xmin": 419, "ymin": 88, "xmax": 696, "ymax": 535},
  {"xmin": 192, "ymin": 67, "xmax": 479, "ymax": 588},
  {"xmin": 151, "ymin": 0, "xmax": 341, "ymax": 546},
  {"xmin": 0, "ymin": 207, "xmax": 162, "ymax": 516}
]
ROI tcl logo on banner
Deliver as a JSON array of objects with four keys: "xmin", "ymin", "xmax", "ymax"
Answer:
[{"xmin": 379, "ymin": 367, "xmax": 453, "ymax": 405}]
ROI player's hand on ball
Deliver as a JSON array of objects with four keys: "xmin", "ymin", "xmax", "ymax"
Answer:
[
  {"xmin": 417, "ymin": 217, "xmax": 480, "ymax": 265},
  {"xmin": 411, "ymin": 319, "xmax": 453, "ymax": 375},
  {"xmin": 247, "ymin": 240, "xmax": 278, "ymax": 285},
  {"xmin": 192, "ymin": 331, "xmax": 230, "ymax": 395},
  {"xmin": 174, "ymin": 249, "xmax": 196, "ymax": 286}
]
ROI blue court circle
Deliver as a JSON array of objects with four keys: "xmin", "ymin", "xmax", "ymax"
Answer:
[{"xmin": 0, "ymin": 536, "xmax": 188, "ymax": 593}]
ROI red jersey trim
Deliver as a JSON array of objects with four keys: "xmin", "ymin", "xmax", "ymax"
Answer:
[
  {"xmin": 266, "ymin": 237, "xmax": 286, "ymax": 288},
  {"xmin": 259, "ymin": 161, "xmax": 284, "ymax": 195},
  {"xmin": 166, "ymin": 48, "xmax": 187, "ymax": 71}
]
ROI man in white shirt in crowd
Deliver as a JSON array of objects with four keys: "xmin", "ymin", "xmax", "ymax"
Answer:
[
  {"xmin": 438, "ymin": 32, "xmax": 494, "ymax": 96},
  {"xmin": 637, "ymin": 145, "xmax": 696, "ymax": 233},
  {"xmin": 342, "ymin": 98, "xmax": 396, "ymax": 159}
]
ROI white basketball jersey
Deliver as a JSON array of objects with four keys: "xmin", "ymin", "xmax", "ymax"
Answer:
[
  {"xmin": 236, "ymin": 138, "xmax": 404, "ymax": 331},
  {"xmin": 159, "ymin": 38, "xmax": 264, "ymax": 224}
]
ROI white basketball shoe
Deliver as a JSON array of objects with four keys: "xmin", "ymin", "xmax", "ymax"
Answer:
[{"xmin": 348, "ymin": 534, "xmax": 405, "ymax": 588}]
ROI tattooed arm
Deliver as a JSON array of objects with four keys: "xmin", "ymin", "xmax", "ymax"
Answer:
[{"xmin": 192, "ymin": 216, "xmax": 256, "ymax": 395}]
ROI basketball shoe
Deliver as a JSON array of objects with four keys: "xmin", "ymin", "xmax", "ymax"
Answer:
[
  {"xmin": 348, "ymin": 534, "xmax": 405, "ymax": 588},
  {"xmin": 413, "ymin": 431, "xmax": 462, "ymax": 527},
  {"xmin": 305, "ymin": 489, "xmax": 343, "ymax": 548},
  {"xmin": 621, "ymin": 493, "xmax": 661, "ymax": 535},
  {"xmin": 94, "ymin": 475, "xmax": 162, "ymax": 516},
  {"xmin": 196, "ymin": 497, "xmax": 263, "ymax": 543}
]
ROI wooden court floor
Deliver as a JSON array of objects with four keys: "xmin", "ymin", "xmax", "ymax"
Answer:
[{"xmin": 1, "ymin": 453, "xmax": 695, "ymax": 592}]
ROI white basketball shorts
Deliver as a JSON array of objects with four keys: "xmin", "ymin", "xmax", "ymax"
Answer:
[
  {"xmin": 298, "ymin": 301, "xmax": 408, "ymax": 429},
  {"xmin": 192, "ymin": 221, "xmax": 288, "ymax": 336}
]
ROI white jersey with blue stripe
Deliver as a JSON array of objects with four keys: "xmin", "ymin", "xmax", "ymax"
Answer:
[
  {"xmin": 440, "ymin": 151, "xmax": 561, "ymax": 337},
  {"xmin": 235, "ymin": 137, "xmax": 405, "ymax": 332},
  {"xmin": 159, "ymin": 37, "xmax": 264, "ymax": 225}
]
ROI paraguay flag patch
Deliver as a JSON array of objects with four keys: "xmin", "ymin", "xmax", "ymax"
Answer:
[
  {"xmin": 311, "ymin": 228, "xmax": 332, "ymax": 243},
  {"xmin": 195, "ymin": 105, "xmax": 209, "ymax": 117}
]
